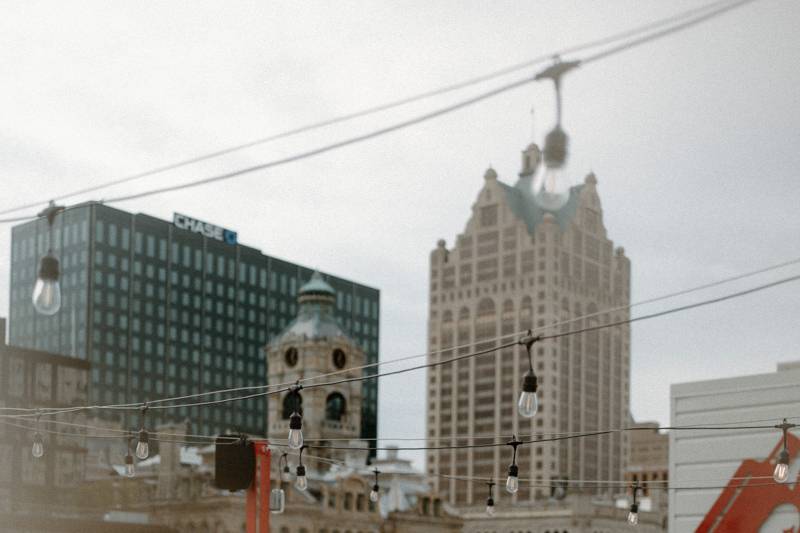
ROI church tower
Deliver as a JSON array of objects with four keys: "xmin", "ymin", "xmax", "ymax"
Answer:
[{"xmin": 266, "ymin": 271, "xmax": 366, "ymax": 467}]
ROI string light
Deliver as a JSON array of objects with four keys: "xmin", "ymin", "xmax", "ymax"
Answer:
[
  {"xmin": 135, "ymin": 404, "xmax": 150, "ymax": 460},
  {"xmin": 370, "ymin": 468, "xmax": 381, "ymax": 503},
  {"xmin": 271, "ymin": 453, "xmax": 288, "ymax": 514},
  {"xmin": 505, "ymin": 436, "xmax": 522, "ymax": 494},
  {"xmin": 124, "ymin": 436, "xmax": 136, "ymax": 478},
  {"xmin": 518, "ymin": 333, "xmax": 540, "ymax": 418},
  {"xmin": 627, "ymin": 482, "xmax": 641, "ymax": 525},
  {"xmin": 295, "ymin": 446, "xmax": 307, "ymax": 492},
  {"xmin": 288, "ymin": 386, "xmax": 304, "ymax": 450},
  {"xmin": 32, "ymin": 202, "xmax": 64, "ymax": 316},
  {"xmin": 773, "ymin": 419, "xmax": 796, "ymax": 483},
  {"xmin": 31, "ymin": 412, "xmax": 44, "ymax": 458},
  {"xmin": 485, "ymin": 481, "xmax": 496, "ymax": 517},
  {"xmin": 280, "ymin": 452, "xmax": 291, "ymax": 483}
]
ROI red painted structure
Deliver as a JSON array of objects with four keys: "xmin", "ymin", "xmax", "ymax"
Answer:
[
  {"xmin": 696, "ymin": 433, "xmax": 799, "ymax": 532},
  {"xmin": 246, "ymin": 442, "xmax": 271, "ymax": 533}
]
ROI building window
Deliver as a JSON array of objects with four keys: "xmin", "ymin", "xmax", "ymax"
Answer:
[{"xmin": 325, "ymin": 393, "xmax": 346, "ymax": 422}]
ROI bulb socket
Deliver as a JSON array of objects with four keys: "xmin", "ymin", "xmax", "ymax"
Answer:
[
  {"xmin": 138, "ymin": 428, "xmax": 149, "ymax": 444},
  {"xmin": 630, "ymin": 502, "xmax": 639, "ymax": 514},
  {"xmin": 778, "ymin": 448, "xmax": 790, "ymax": 465},
  {"xmin": 543, "ymin": 126, "xmax": 568, "ymax": 169},
  {"xmin": 372, "ymin": 483, "xmax": 379, "ymax": 492},
  {"xmin": 38, "ymin": 255, "xmax": 60, "ymax": 281},
  {"xmin": 522, "ymin": 371, "xmax": 538, "ymax": 393},
  {"xmin": 486, "ymin": 496, "xmax": 494, "ymax": 506},
  {"xmin": 296, "ymin": 464, "xmax": 306, "ymax": 477},
  {"xmin": 125, "ymin": 454, "xmax": 134, "ymax": 466},
  {"xmin": 289, "ymin": 412, "xmax": 302, "ymax": 430},
  {"xmin": 508, "ymin": 464, "xmax": 519, "ymax": 478}
]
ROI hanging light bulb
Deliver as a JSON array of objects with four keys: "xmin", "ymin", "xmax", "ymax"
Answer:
[
  {"xmin": 288, "ymin": 386, "xmax": 304, "ymax": 449},
  {"xmin": 136, "ymin": 429, "xmax": 149, "ymax": 460},
  {"xmin": 124, "ymin": 453, "xmax": 136, "ymax": 478},
  {"xmin": 32, "ymin": 202, "xmax": 64, "ymax": 316},
  {"xmin": 280, "ymin": 453, "xmax": 291, "ymax": 483},
  {"xmin": 295, "ymin": 446, "xmax": 307, "ymax": 491},
  {"xmin": 485, "ymin": 481, "xmax": 496, "ymax": 517},
  {"xmin": 627, "ymin": 503, "xmax": 639, "ymax": 525},
  {"xmin": 774, "ymin": 419, "xmax": 796, "ymax": 483},
  {"xmin": 270, "ymin": 488, "xmax": 286, "ymax": 514},
  {"xmin": 32, "ymin": 252, "xmax": 61, "ymax": 315},
  {"xmin": 535, "ymin": 126, "xmax": 572, "ymax": 211},
  {"xmin": 518, "ymin": 333, "xmax": 541, "ymax": 418},
  {"xmin": 135, "ymin": 405, "xmax": 149, "ymax": 459},
  {"xmin": 295, "ymin": 464, "xmax": 307, "ymax": 491},
  {"xmin": 532, "ymin": 59, "xmax": 580, "ymax": 212},
  {"xmin": 506, "ymin": 437, "xmax": 522, "ymax": 494},
  {"xmin": 31, "ymin": 432, "xmax": 44, "ymax": 458},
  {"xmin": 627, "ymin": 483, "xmax": 640, "ymax": 525},
  {"xmin": 370, "ymin": 468, "xmax": 381, "ymax": 503}
]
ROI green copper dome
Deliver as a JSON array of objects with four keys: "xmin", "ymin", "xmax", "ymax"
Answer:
[{"xmin": 269, "ymin": 271, "xmax": 349, "ymax": 345}]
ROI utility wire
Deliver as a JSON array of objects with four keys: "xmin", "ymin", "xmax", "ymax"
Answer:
[
  {"xmin": 0, "ymin": 0, "xmax": 743, "ymax": 220},
  {"xmin": 4, "ymin": 271, "xmax": 799, "ymax": 419}
]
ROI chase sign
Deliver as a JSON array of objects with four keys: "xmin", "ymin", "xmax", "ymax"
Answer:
[{"xmin": 173, "ymin": 213, "xmax": 237, "ymax": 245}]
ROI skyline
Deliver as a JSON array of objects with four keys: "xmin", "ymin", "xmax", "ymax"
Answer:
[{"xmin": 2, "ymin": 0, "xmax": 800, "ymax": 472}]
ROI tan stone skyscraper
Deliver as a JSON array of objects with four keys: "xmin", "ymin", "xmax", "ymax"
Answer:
[{"xmin": 426, "ymin": 142, "xmax": 631, "ymax": 506}]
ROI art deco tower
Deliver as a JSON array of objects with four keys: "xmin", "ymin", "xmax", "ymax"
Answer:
[{"xmin": 426, "ymin": 142, "xmax": 630, "ymax": 506}]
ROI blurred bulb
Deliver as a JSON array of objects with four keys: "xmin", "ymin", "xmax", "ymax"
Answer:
[
  {"xmin": 627, "ymin": 509, "xmax": 639, "ymax": 525},
  {"xmin": 135, "ymin": 430, "xmax": 149, "ymax": 460},
  {"xmin": 506, "ymin": 474, "xmax": 519, "ymax": 494},
  {"xmin": 288, "ymin": 412, "xmax": 303, "ymax": 449},
  {"xmin": 485, "ymin": 500, "xmax": 495, "ymax": 517},
  {"xmin": 31, "ymin": 433, "xmax": 44, "ymax": 458},
  {"xmin": 124, "ymin": 455, "xmax": 135, "ymax": 478},
  {"xmin": 370, "ymin": 486, "xmax": 379, "ymax": 503},
  {"xmin": 518, "ymin": 390, "xmax": 538, "ymax": 418},
  {"xmin": 270, "ymin": 488, "xmax": 285, "ymax": 514},
  {"xmin": 534, "ymin": 126, "xmax": 572, "ymax": 211},
  {"xmin": 32, "ymin": 254, "xmax": 61, "ymax": 315},
  {"xmin": 295, "ymin": 464, "xmax": 307, "ymax": 491},
  {"xmin": 774, "ymin": 463, "xmax": 790, "ymax": 483},
  {"xmin": 774, "ymin": 449, "xmax": 790, "ymax": 483}
]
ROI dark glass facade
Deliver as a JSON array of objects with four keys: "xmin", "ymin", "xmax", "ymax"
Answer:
[{"xmin": 8, "ymin": 203, "xmax": 379, "ymax": 439}]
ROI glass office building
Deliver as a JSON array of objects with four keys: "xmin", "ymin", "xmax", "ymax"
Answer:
[{"xmin": 8, "ymin": 202, "xmax": 380, "ymax": 440}]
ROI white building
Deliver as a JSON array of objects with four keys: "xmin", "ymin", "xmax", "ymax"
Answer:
[{"xmin": 669, "ymin": 361, "xmax": 800, "ymax": 532}]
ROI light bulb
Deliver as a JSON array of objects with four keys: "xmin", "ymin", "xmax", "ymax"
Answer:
[
  {"xmin": 124, "ymin": 455, "xmax": 135, "ymax": 478},
  {"xmin": 31, "ymin": 433, "xmax": 44, "ymax": 458},
  {"xmin": 270, "ymin": 488, "xmax": 285, "ymax": 514},
  {"xmin": 506, "ymin": 474, "xmax": 519, "ymax": 494},
  {"xmin": 370, "ymin": 486, "xmax": 379, "ymax": 503},
  {"xmin": 281, "ymin": 465, "xmax": 292, "ymax": 483},
  {"xmin": 485, "ymin": 499, "xmax": 495, "ymax": 517},
  {"xmin": 627, "ymin": 508, "xmax": 639, "ymax": 525},
  {"xmin": 32, "ymin": 254, "xmax": 61, "ymax": 315},
  {"xmin": 288, "ymin": 412, "xmax": 303, "ymax": 449},
  {"xmin": 295, "ymin": 464, "xmax": 307, "ymax": 491},
  {"xmin": 135, "ymin": 430, "xmax": 149, "ymax": 460},
  {"xmin": 534, "ymin": 126, "xmax": 572, "ymax": 211},
  {"xmin": 774, "ymin": 449, "xmax": 790, "ymax": 483},
  {"xmin": 518, "ymin": 371, "xmax": 539, "ymax": 418}
]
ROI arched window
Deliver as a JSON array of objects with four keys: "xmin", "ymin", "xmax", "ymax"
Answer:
[
  {"xmin": 282, "ymin": 391, "xmax": 302, "ymax": 419},
  {"xmin": 326, "ymin": 392, "xmax": 347, "ymax": 421}
]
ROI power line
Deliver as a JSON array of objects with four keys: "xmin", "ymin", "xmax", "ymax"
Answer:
[
  {"xmin": 0, "ymin": 0, "xmax": 744, "ymax": 220},
  {"xmin": 4, "ymin": 271, "xmax": 799, "ymax": 420}
]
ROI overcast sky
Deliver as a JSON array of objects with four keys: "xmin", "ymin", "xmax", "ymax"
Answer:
[{"xmin": 2, "ymin": 1, "xmax": 799, "ymax": 469}]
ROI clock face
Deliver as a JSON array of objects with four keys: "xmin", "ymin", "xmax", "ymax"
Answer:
[
  {"xmin": 332, "ymin": 348, "xmax": 346, "ymax": 369},
  {"xmin": 285, "ymin": 347, "xmax": 298, "ymax": 367}
]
